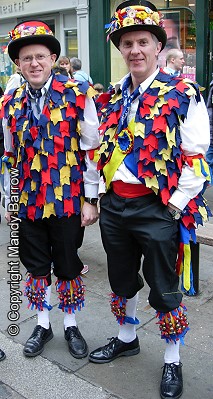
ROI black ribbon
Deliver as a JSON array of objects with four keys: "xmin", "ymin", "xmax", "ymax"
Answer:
[{"xmin": 28, "ymin": 87, "xmax": 42, "ymax": 114}]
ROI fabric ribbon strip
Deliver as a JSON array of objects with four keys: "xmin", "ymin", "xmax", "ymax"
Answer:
[
  {"xmin": 24, "ymin": 273, "xmax": 52, "ymax": 311},
  {"xmin": 56, "ymin": 275, "xmax": 85, "ymax": 314},
  {"xmin": 156, "ymin": 303, "xmax": 189, "ymax": 344},
  {"xmin": 110, "ymin": 292, "xmax": 140, "ymax": 325}
]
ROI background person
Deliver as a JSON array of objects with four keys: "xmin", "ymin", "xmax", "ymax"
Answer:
[
  {"xmin": 70, "ymin": 57, "xmax": 93, "ymax": 84},
  {"xmin": 57, "ymin": 55, "xmax": 72, "ymax": 78},
  {"xmin": 163, "ymin": 48, "xmax": 185, "ymax": 77},
  {"xmin": 88, "ymin": 2, "xmax": 211, "ymax": 399},
  {"xmin": 4, "ymin": 65, "xmax": 25, "ymax": 94},
  {"xmin": 158, "ymin": 15, "xmax": 180, "ymax": 68},
  {"xmin": 1, "ymin": 20, "xmax": 99, "ymax": 360},
  {"xmin": 93, "ymin": 83, "xmax": 104, "ymax": 95}
]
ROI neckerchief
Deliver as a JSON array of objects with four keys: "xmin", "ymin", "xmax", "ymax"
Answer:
[
  {"xmin": 28, "ymin": 87, "xmax": 42, "ymax": 114},
  {"xmin": 117, "ymin": 75, "xmax": 140, "ymax": 134}
]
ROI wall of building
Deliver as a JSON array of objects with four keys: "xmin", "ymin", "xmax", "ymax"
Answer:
[{"xmin": 0, "ymin": 0, "xmax": 91, "ymax": 89}]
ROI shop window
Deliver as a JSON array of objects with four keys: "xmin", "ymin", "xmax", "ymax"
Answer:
[
  {"xmin": 65, "ymin": 30, "xmax": 78, "ymax": 59},
  {"xmin": 159, "ymin": 8, "xmax": 196, "ymax": 80},
  {"xmin": 0, "ymin": 37, "xmax": 13, "ymax": 90}
]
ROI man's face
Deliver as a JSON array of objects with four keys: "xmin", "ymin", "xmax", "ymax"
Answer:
[
  {"xmin": 173, "ymin": 51, "xmax": 185, "ymax": 71},
  {"xmin": 119, "ymin": 31, "xmax": 162, "ymax": 84},
  {"xmin": 16, "ymin": 44, "xmax": 57, "ymax": 89}
]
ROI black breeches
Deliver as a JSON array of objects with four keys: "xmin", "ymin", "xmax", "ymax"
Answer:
[
  {"xmin": 19, "ymin": 215, "xmax": 84, "ymax": 281},
  {"xmin": 99, "ymin": 191, "xmax": 182, "ymax": 313}
]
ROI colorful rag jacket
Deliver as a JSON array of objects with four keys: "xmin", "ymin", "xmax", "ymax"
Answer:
[
  {"xmin": 97, "ymin": 70, "xmax": 211, "ymax": 293},
  {"xmin": 0, "ymin": 74, "xmax": 95, "ymax": 220}
]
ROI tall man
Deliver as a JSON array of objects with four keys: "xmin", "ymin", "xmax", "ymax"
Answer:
[
  {"xmin": 89, "ymin": 2, "xmax": 211, "ymax": 399},
  {"xmin": 1, "ymin": 20, "xmax": 99, "ymax": 359}
]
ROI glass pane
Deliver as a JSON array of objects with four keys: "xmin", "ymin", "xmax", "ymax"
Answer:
[
  {"xmin": 65, "ymin": 30, "xmax": 78, "ymax": 59},
  {"xmin": 159, "ymin": 8, "xmax": 196, "ymax": 80},
  {"xmin": 0, "ymin": 38, "xmax": 14, "ymax": 91}
]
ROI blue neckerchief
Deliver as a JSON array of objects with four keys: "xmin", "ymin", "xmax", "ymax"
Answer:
[{"xmin": 117, "ymin": 75, "xmax": 140, "ymax": 134}]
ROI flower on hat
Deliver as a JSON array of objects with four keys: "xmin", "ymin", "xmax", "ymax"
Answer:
[
  {"xmin": 127, "ymin": 9, "xmax": 136, "ymax": 18},
  {"xmin": 123, "ymin": 17, "xmax": 135, "ymax": 27},
  {"xmin": 136, "ymin": 11, "xmax": 148, "ymax": 20},
  {"xmin": 106, "ymin": 5, "xmax": 165, "ymax": 38},
  {"xmin": 144, "ymin": 18, "xmax": 153, "ymax": 25},
  {"xmin": 152, "ymin": 12, "xmax": 160, "ymax": 25},
  {"xmin": 144, "ymin": 7, "xmax": 152, "ymax": 13},
  {"xmin": 8, "ymin": 23, "xmax": 53, "ymax": 43}
]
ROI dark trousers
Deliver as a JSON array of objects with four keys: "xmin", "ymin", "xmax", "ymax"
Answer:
[
  {"xmin": 19, "ymin": 215, "xmax": 84, "ymax": 282},
  {"xmin": 99, "ymin": 191, "xmax": 182, "ymax": 313}
]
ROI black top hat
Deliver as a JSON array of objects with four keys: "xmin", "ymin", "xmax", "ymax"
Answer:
[
  {"xmin": 8, "ymin": 20, "xmax": 61, "ymax": 63},
  {"xmin": 108, "ymin": 0, "xmax": 167, "ymax": 51}
]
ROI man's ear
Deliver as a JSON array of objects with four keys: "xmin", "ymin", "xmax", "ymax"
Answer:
[
  {"xmin": 50, "ymin": 54, "xmax": 57, "ymax": 65},
  {"xmin": 15, "ymin": 59, "xmax": 20, "ymax": 67},
  {"xmin": 157, "ymin": 41, "xmax": 162, "ymax": 55}
]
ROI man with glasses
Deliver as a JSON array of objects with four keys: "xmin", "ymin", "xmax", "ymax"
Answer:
[{"xmin": 2, "ymin": 20, "xmax": 99, "ymax": 359}]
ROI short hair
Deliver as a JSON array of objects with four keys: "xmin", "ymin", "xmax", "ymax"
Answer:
[
  {"xmin": 94, "ymin": 83, "xmax": 104, "ymax": 93},
  {"xmin": 166, "ymin": 48, "xmax": 183, "ymax": 63},
  {"xmin": 70, "ymin": 57, "xmax": 82, "ymax": 71}
]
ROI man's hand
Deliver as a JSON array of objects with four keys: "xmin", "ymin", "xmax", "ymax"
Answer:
[{"xmin": 81, "ymin": 202, "xmax": 99, "ymax": 227}]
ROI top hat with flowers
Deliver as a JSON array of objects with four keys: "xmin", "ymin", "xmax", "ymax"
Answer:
[
  {"xmin": 107, "ymin": 0, "xmax": 167, "ymax": 51},
  {"xmin": 8, "ymin": 20, "xmax": 61, "ymax": 63}
]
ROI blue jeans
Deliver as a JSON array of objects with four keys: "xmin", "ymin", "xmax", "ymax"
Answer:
[{"xmin": 206, "ymin": 144, "xmax": 213, "ymax": 184}]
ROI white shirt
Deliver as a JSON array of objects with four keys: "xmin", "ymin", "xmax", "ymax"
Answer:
[{"xmin": 111, "ymin": 69, "xmax": 210, "ymax": 210}]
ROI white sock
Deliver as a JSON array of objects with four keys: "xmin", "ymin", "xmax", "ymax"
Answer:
[
  {"xmin": 164, "ymin": 340, "xmax": 180, "ymax": 364},
  {"xmin": 64, "ymin": 312, "xmax": 77, "ymax": 330},
  {"xmin": 37, "ymin": 285, "xmax": 51, "ymax": 329},
  {"xmin": 118, "ymin": 292, "xmax": 139, "ymax": 343}
]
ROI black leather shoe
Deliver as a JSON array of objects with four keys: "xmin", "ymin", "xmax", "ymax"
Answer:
[
  {"xmin": 0, "ymin": 349, "xmax": 6, "ymax": 361},
  {"xmin": 23, "ymin": 324, "xmax": 53, "ymax": 357},
  {"xmin": 160, "ymin": 363, "xmax": 183, "ymax": 399},
  {"xmin": 65, "ymin": 326, "xmax": 88, "ymax": 359},
  {"xmin": 89, "ymin": 336, "xmax": 140, "ymax": 364}
]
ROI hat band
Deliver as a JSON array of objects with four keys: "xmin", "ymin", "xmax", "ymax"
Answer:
[
  {"xmin": 107, "ymin": 5, "xmax": 165, "ymax": 37},
  {"xmin": 9, "ymin": 22, "xmax": 54, "ymax": 43}
]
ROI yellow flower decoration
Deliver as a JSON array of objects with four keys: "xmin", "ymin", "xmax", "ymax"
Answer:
[
  {"xmin": 13, "ymin": 28, "xmax": 21, "ymax": 39},
  {"xmin": 123, "ymin": 17, "xmax": 135, "ymax": 27},
  {"xmin": 36, "ymin": 27, "xmax": 49, "ymax": 35},
  {"xmin": 136, "ymin": 11, "xmax": 148, "ymax": 20},
  {"xmin": 152, "ymin": 12, "xmax": 160, "ymax": 25}
]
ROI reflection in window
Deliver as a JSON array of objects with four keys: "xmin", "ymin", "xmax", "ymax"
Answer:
[
  {"xmin": 0, "ymin": 38, "xmax": 14, "ymax": 90},
  {"xmin": 159, "ymin": 8, "xmax": 196, "ymax": 80},
  {"xmin": 65, "ymin": 30, "xmax": 78, "ymax": 59}
]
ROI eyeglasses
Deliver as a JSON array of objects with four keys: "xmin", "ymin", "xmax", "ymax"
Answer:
[{"xmin": 19, "ymin": 54, "xmax": 52, "ymax": 63}]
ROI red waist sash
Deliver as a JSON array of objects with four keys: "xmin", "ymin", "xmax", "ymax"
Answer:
[{"xmin": 112, "ymin": 181, "xmax": 153, "ymax": 198}]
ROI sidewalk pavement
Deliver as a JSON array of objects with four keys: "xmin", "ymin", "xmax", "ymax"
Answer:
[{"xmin": 0, "ymin": 188, "xmax": 213, "ymax": 399}]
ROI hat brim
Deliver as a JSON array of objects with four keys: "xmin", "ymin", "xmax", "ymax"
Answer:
[
  {"xmin": 8, "ymin": 35, "xmax": 61, "ymax": 63},
  {"xmin": 110, "ymin": 24, "xmax": 167, "ymax": 51}
]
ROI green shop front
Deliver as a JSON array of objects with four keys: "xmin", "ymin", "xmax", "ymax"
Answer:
[{"xmin": 89, "ymin": 0, "xmax": 211, "ymax": 99}]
